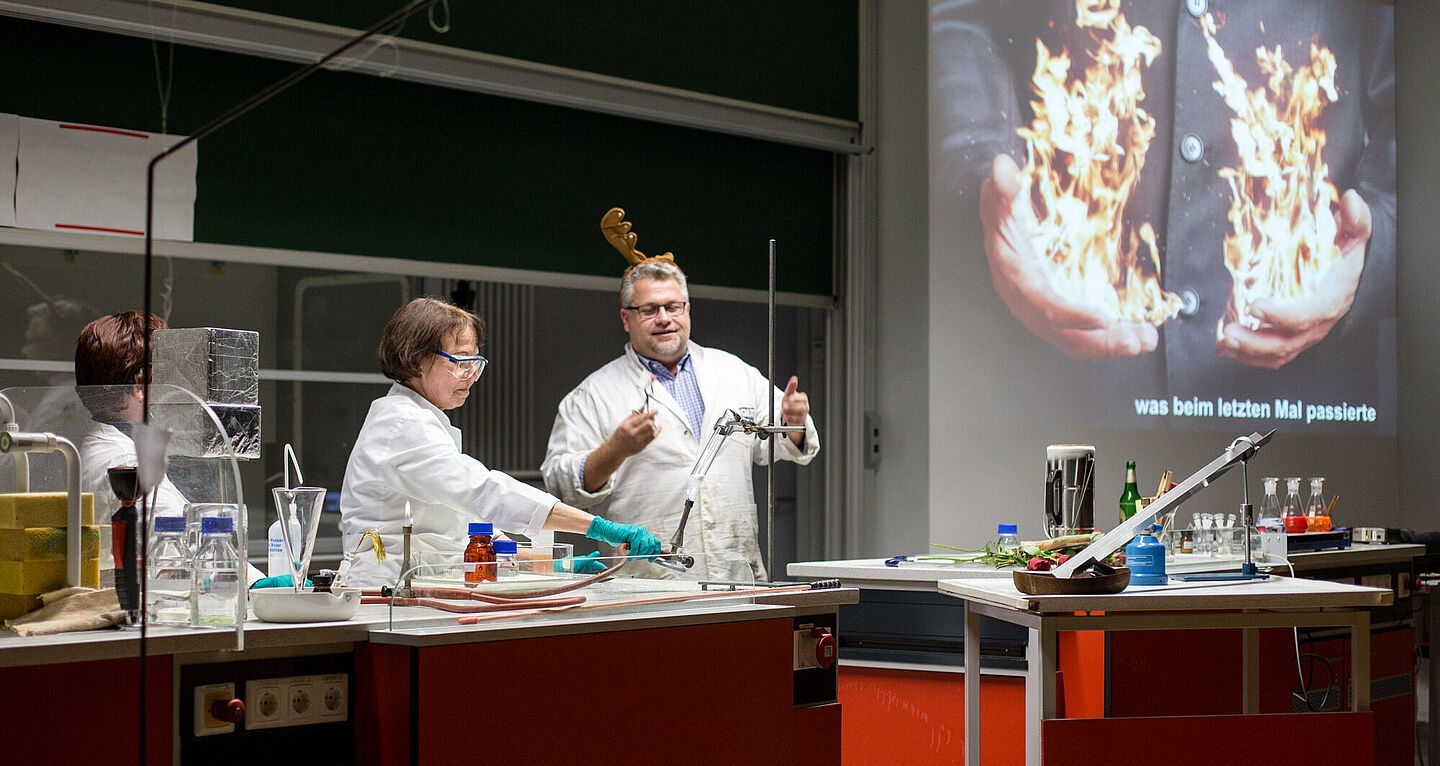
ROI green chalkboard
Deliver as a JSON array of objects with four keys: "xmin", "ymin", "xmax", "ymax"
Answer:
[
  {"xmin": 204, "ymin": 0, "xmax": 860, "ymax": 121},
  {"xmin": 0, "ymin": 17, "xmax": 837, "ymax": 295}
]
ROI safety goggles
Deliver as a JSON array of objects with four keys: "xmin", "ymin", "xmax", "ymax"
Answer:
[{"xmin": 433, "ymin": 349, "xmax": 488, "ymax": 379}]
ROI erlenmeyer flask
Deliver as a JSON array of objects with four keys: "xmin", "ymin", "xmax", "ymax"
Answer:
[
  {"xmin": 1306, "ymin": 477, "xmax": 1331, "ymax": 532},
  {"xmin": 1257, "ymin": 477, "xmax": 1283, "ymax": 530},
  {"xmin": 1282, "ymin": 477, "xmax": 1308, "ymax": 534}
]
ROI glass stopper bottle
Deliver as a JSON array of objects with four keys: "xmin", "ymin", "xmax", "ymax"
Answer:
[
  {"xmin": 1282, "ymin": 477, "xmax": 1308, "ymax": 534},
  {"xmin": 1306, "ymin": 477, "xmax": 1331, "ymax": 532}
]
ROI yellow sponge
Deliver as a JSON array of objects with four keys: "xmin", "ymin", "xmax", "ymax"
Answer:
[
  {"xmin": 0, "ymin": 526, "xmax": 101, "ymax": 561},
  {"xmin": 0, "ymin": 592, "xmax": 42, "ymax": 620},
  {"xmin": 0, "ymin": 557, "xmax": 100, "ymax": 594},
  {"xmin": 0, "ymin": 493, "xmax": 96, "ymax": 528}
]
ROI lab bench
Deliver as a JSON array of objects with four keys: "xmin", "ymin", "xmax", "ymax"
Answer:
[
  {"xmin": 0, "ymin": 580, "xmax": 856, "ymax": 765},
  {"xmin": 789, "ymin": 542, "xmax": 1422, "ymax": 765}
]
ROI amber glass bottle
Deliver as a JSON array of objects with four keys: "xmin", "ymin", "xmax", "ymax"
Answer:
[{"xmin": 464, "ymin": 521, "xmax": 496, "ymax": 583}]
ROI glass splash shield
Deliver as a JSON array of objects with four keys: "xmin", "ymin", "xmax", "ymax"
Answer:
[{"xmin": 0, "ymin": 383, "xmax": 247, "ymax": 646}]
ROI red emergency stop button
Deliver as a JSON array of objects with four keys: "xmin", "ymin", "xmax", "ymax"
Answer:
[
  {"xmin": 811, "ymin": 627, "xmax": 836, "ymax": 669},
  {"xmin": 210, "ymin": 697, "xmax": 246, "ymax": 724}
]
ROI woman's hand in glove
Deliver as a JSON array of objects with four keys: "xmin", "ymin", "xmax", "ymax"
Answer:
[{"xmin": 584, "ymin": 516, "xmax": 662, "ymax": 559}]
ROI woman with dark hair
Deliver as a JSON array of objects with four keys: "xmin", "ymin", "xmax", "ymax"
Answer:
[
  {"xmin": 74, "ymin": 312, "xmax": 187, "ymax": 526},
  {"xmin": 339, "ymin": 297, "xmax": 662, "ymax": 587}
]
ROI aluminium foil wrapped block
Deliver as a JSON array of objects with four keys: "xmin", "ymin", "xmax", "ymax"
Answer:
[
  {"xmin": 152, "ymin": 327, "xmax": 259, "ymax": 406},
  {"xmin": 150, "ymin": 402, "xmax": 261, "ymax": 460}
]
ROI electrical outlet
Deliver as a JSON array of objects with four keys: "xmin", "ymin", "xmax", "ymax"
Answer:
[
  {"xmin": 244, "ymin": 679, "xmax": 285, "ymax": 730},
  {"xmin": 286, "ymin": 677, "xmax": 317, "ymax": 724},
  {"xmin": 193, "ymin": 682, "xmax": 237, "ymax": 737},
  {"xmin": 318, "ymin": 674, "xmax": 348, "ymax": 720}
]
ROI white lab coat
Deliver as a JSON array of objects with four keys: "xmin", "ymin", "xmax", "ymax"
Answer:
[
  {"xmin": 542, "ymin": 343, "xmax": 819, "ymax": 581},
  {"xmin": 339, "ymin": 383, "xmax": 555, "ymax": 588},
  {"xmin": 79, "ymin": 420, "xmax": 188, "ymax": 524},
  {"xmin": 80, "ymin": 419, "xmax": 265, "ymax": 586}
]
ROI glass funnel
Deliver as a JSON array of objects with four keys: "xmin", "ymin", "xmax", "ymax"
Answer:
[{"xmin": 271, "ymin": 486, "xmax": 326, "ymax": 592}]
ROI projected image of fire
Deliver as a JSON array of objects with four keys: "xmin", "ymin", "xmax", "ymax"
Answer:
[
  {"xmin": 1201, "ymin": 13, "xmax": 1343, "ymax": 340},
  {"xmin": 1016, "ymin": 0, "xmax": 1182, "ymax": 327}
]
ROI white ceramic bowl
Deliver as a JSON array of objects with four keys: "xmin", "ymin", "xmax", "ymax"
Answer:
[{"xmin": 250, "ymin": 588, "xmax": 362, "ymax": 623}]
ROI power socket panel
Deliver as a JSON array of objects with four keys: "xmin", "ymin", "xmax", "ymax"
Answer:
[
  {"xmin": 241, "ymin": 673, "xmax": 349, "ymax": 730},
  {"xmin": 243, "ymin": 679, "xmax": 285, "ymax": 730},
  {"xmin": 318, "ymin": 673, "xmax": 349, "ymax": 720},
  {"xmin": 287, "ymin": 678, "xmax": 317, "ymax": 724}
]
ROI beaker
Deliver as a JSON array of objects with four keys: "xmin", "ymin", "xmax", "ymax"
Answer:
[
  {"xmin": 1306, "ymin": 477, "xmax": 1331, "ymax": 532},
  {"xmin": 1282, "ymin": 477, "xmax": 1307, "ymax": 534}
]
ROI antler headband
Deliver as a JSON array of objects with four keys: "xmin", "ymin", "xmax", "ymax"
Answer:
[{"xmin": 602, "ymin": 208, "xmax": 675, "ymax": 282}]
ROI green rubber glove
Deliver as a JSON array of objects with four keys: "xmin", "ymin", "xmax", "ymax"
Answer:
[
  {"xmin": 585, "ymin": 516, "xmax": 662, "ymax": 559},
  {"xmin": 573, "ymin": 551, "xmax": 608, "ymax": 574},
  {"xmin": 249, "ymin": 575, "xmax": 312, "ymax": 589}
]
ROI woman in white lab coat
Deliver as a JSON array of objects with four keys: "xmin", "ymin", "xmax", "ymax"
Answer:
[{"xmin": 339, "ymin": 298, "xmax": 661, "ymax": 588}]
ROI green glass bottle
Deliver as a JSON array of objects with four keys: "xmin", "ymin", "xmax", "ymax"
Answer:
[{"xmin": 1119, "ymin": 460, "xmax": 1141, "ymax": 523}]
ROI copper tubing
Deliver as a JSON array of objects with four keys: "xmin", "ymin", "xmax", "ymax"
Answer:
[
  {"xmin": 360, "ymin": 594, "xmax": 585, "ymax": 613},
  {"xmin": 448, "ymin": 579, "xmax": 842, "ymax": 625},
  {"xmin": 358, "ymin": 558, "xmax": 632, "ymax": 613}
]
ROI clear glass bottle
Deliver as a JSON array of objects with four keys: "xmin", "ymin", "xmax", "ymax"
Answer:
[
  {"xmin": 191, "ymin": 516, "xmax": 241, "ymax": 627},
  {"xmin": 494, "ymin": 539, "xmax": 518, "ymax": 579},
  {"xmin": 147, "ymin": 515, "xmax": 192, "ymax": 626},
  {"xmin": 1282, "ymin": 477, "xmax": 1308, "ymax": 534},
  {"xmin": 1306, "ymin": 477, "xmax": 1331, "ymax": 532},
  {"xmin": 995, "ymin": 523, "xmax": 1020, "ymax": 552}
]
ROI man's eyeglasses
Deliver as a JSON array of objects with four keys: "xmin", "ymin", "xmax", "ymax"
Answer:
[
  {"xmin": 623, "ymin": 301, "xmax": 688, "ymax": 320},
  {"xmin": 433, "ymin": 349, "xmax": 488, "ymax": 379}
]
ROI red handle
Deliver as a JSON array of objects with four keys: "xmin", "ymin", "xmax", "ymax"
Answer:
[{"xmin": 210, "ymin": 698, "xmax": 246, "ymax": 724}]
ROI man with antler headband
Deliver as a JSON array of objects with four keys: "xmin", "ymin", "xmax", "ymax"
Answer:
[{"xmin": 541, "ymin": 209, "xmax": 820, "ymax": 581}]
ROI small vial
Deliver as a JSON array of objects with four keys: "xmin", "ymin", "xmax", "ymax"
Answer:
[
  {"xmin": 494, "ymin": 539, "xmax": 518, "ymax": 579},
  {"xmin": 464, "ymin": 522, "xmax": 496, "ymax": 583},
  {"xmin": 996, "ymin": 523, "xmax": 1020, "ymax": 552}
]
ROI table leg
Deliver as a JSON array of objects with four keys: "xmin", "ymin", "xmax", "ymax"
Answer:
[
  {"xmin": 1431, "ymin": 589, "xmax": 1439, "ymax": 766},
  {"xmin": 1025, "ymin": 623, "xmax": 1056, "ymax": 766},
  {"xmin": 1351, "ymin": 610, "xmax": 1370, "ymax": 712},
  {"xmin": 1241, "ymin": 624, "xmax": 1260, "ymax": 714},
  {"xmin": 965, "ymin": 601, "xmax": 981, "ymax": 765}
]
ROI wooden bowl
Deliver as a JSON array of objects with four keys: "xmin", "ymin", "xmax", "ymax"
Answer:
[{"xmin": 1012, "ymin": 567, "xmax": 1131, "ymax": 595}]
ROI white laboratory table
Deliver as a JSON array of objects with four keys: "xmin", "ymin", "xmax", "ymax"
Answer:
[
  {"xmin": 940, "ymin": 575, "xmax": 1392, "ymax": 766},
  {"xmin": 791, "ymin": 545, "xmax": 1422, "ymax": 765},
  {"xmin": 0, "ymin": 579, "xmax": 856, "ymax": 766}
]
